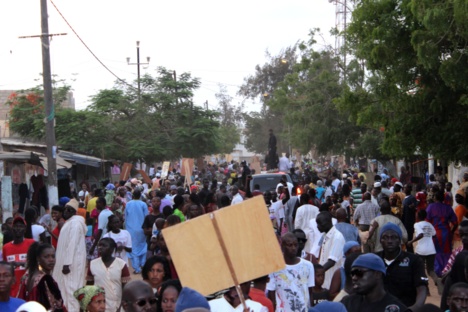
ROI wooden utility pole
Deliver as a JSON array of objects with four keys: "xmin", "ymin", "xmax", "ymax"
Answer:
[
  {"xmin": 127, "ymin": 41, "xmax": 150, "ymax": 101},
  {"xmin": 41, "ymin": 0, "xmax": 58, "ymax": 206}
]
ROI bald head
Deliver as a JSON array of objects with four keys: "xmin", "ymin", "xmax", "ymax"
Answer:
[
  {"xmin": 122, "ymin": 280, "xmax": 155, "ymax": 312},
  {"xmin": 336, "ymin": 208, "xmax": 347, "ymax": 221},
  {"xmin": 363, "ymin": 192, "xmax": 371, "ymax": 201}
]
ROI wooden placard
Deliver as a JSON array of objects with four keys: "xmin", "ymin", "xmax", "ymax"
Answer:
[
  {"xmin": 250, "ymin": 156, "xmax": 261, "ymax": 174},
  {"xmin": 138, "ymin": 170, "xmax": 152, "ymax": 184},
  {"xmin": 181, "ymin": 158, "xmax": 194, "ymax": 187},
  {"xmin": 162, "ymin": 196, "xmax": 285, "ymax": 296},
  {"xmin": 119, "ymin": 163, "xmax": 133, "ymax": 181},
  {"xmin": 161, "ymin": 161, "xmax": 170, "ymax": 179}
]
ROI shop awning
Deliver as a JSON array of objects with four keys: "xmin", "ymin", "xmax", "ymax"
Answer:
[
  {"xmin": 58, "ymin": 151, "xmax": 107, "ymax": 168},
  {"xmin": 0, "ymin": 151, "xmax": 43, "ymax": 167}
]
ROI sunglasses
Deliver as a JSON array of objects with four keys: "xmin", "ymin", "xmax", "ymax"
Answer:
[
  {"xmin": 135, "ymin": 298, "xmax": 158, "ymax": 307},
  {"xmin": 350, "ymin": 269, "xmax": 370, "ymax": 278}
]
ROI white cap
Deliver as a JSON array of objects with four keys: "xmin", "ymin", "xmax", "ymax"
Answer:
[
  {"xmin": 16, "ymin": 301, "xmax": 47, "ymax": 312},
  {"xmin": 373, "ymin": 182, "xmax": 381, "ymax": 188}
]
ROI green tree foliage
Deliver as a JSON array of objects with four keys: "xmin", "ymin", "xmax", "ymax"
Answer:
[
  {"xmin": 239, "ymin": 46, "xmax": 299, "ymax": 154},
  {"xmin": 343, "ymin": 0, "xmax": 468, "ymax": 162},
  {"xmin": 269, "ymin": 32, "xmax": 364, "ymax": 156},
  {"xmin": 7, "ymin": 69, "xmax": 223, "ymax": 162}
]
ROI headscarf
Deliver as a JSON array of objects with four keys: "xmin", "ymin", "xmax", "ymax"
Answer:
[{"xmin": 74, "ymin": 286, "xmax": 105, "ymax": 311}]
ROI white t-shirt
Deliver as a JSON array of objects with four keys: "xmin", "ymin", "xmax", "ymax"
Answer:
[
  {"xmin": 414, "ymin": 221, "xmax": 436, "ymax": 255},
  {"xmin": 231, "ymin": 193, "xmax": 244, "ymax": 205},
  {"xmin": 269, "ymin": 200, "xmax": 285, "ymax": 227},
  {"xmin": 267, "ymin": 258, "xmax": 315, "ymax": 312},
  {"xmin": 209, "ymin": 297, "xmax": 268, "ymax": 312},
  {"xmin": 78, "ymin": 190, "xmax": 89, "ymax": 202},
  {"xmin": 32, "ymin": 224, "xmax": 45, "ymax": 242},
  {"xmin": 98, "ymin": 209, "xmax": 114, "ymax": 237},
  {"xmin": 103, "ymin": 229, "xmax": 132, "ymax": 263}
]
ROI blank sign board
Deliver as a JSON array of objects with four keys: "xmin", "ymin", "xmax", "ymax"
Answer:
[{"xmin": 162, "ymin": 196, "xmax": 285, "ymax": 296}]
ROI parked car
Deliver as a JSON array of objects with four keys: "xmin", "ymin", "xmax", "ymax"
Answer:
[{"xmin": 249, "ymin": 173, "xmax": 293, "ymax": 194}]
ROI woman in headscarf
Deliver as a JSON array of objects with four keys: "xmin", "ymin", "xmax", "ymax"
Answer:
[{"xmin": 74, "ymin": 286, "xmax": 106, "ymax": 312}]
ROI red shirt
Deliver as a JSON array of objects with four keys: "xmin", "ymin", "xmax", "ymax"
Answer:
[
  {"xmin": 416, "ymin": 191, "xmax": 427, "ymax": 211},
  {"xmin": 2, "ymin": 238, "xmax": 35, "ymax": 297},
  {"xmin": 249, "ymin": 287, "xmax": 274, "ymax": 312}
]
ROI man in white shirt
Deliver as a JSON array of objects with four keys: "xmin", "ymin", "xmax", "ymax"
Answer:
[
  {"xmin": 316, "ymin": 211, "xmax": 345, "ymax": 289},
  {"xmin": 278, "ymin": 153, "xmax": 291, "ymax": 172},
  {"xmin": 267, "ymin": 233, "xmax": 314, "ymax": 312},
  {"xmin": 331, "ymin": 172, "xmax": 341, "ymax": 193},
  {"xmin": 231, "ymin": 185, "xmax": 244, "ymax": 205},
  {"xmin": 294, "ymin": 194, "xmax": 319, "ymax": 255},
  {"xmin": 210, "ymin": 283, "xmax": 268, "ymax": 312}
]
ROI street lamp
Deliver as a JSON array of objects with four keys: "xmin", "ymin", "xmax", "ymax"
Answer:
[{"xmin": 127, "ymin": 41, "xmax": 150, "ymax": 101}]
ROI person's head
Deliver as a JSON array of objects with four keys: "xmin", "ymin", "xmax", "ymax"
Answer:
[
  {"xmin": 175, "ymin": 287, "xmax": 210, "ymax": 312},
  {"xmin": 351, "ymin": 253, "xmax": 386, "ymax": 295},
  {"xmin": 435, "ymin": 190, "xmax": 445, "ymax": 203},
  {"xmin": 459, "ymin": 220, "xmax": 468, "ymax": 248},
  {"xmin": 97, "ymin": 237, "xmax": 117, "ymax": 258},
  {"xmin": 96, "ymin": 197, "xmax": 107, "ymax": 211},
  {"xmin": 107, "ymin": 215, "xmax": 121, "ymax": 233},
  {"xmin": 335, "ymin": 208, "xmax": 347, "ymax": 222},
  {"xmin": 220, "ymin": 195, "xmax": 231, "ymax": 208},
  {"xmin": 165, "ymin": 215, "xmax": 181, "ymax": 227},
  {"xmin": 447, "ymin": 283, "xmax": 468, "ymax": 312},
  {"xmin": 292, "ymin": 229, "xmax": 307, "ymax": 256},
  {"xmin": 380, "ymin": 199, "xmax": 391, "ymax": 214},
  {"xmin": 456, "ymin": 194, "xmax": 466, "ymax": 205},
  {"xmin": 173, "ymin": 195, "xmax": 184, "ymax": 209},
  {"xmin": 343, "ymin": 241, "xmax": 361, "ymax": 257},
  {"xmin": 393, "ymin": 182, "xmax": 403, "ymax": 192},
  {"xmin": 380, "ymin": 222, "xmax": 402, "ymax": 253},
  {"xmin": 50, "ymin": 205, "xmax": 64, "ymax": 223},
  {"xmin": 417, "ymin": 209, "xmax": 427, "ymax": 222},
  {"xmin": 281, "ymin": 232, "xmax": 299, "ymax": 259},
  {"xmin": 142, "ymin": 255, "xmax": 171, "ymax": 289},
  {"xmin": 156, "ymin": 218, "xmax": 166, "ymax": 231},
  {"xmin": 63, "ymin": 199, "xmax": 78, "ymax": 220},
  {"xmin": 300, "ymin": 193, "xmax": 310, "ymax": 205},
  {"xmin": 316, "ymin": 211, "xmax": 333, "ymax": 234},
  {"xmin": 404, "ymin": 184, "xmax": 412, "ymax": 196},
  {"xmin": 314, "ymin": 264, "xmax": 325, "ymax": 288},
  {"xmin": 447, "ymin": 182, "xmax": 453, "ymax": 192},
  {"xmin": 0, "ymin": 261, "xmax": 15, "ymax": 295},
  {"xmin": 360, "ymin": 183, "xmax": 367, "ymax": 193},
  {"xmin": 158, "ymin": 279, "xmax": 183, "ymax": 312},
  {"xmin": 189, "ymin": 204, "xmax": 203, "ymax": 219},
  {"xmin": 12, "ymin": 216, "xmax": 27, "ymax": 240},
  {"xmin": 74, "ymin": 286, "xmax": 106, "ymax": 312},
  {"xmin": 157, "ymin": 232, "xmax": 168, "ymax": 253},
  {"xmin": 231, "ymin": 185, "xmax": 239, "ymax": 196},
  {"xmin": 122, "ymin": 280, "xmax": 157, "ymax": 312},
  {"xmin": 362, "ymin": 192, "xmax": 371, "ymax": 202},
  {"xmin": 24, "ymin": 208, "xmax": 37, "ymax": 239},
  {"xmin": 202, "ymin": 179, "xmax": 209, "ymax": 190},
  {"xmin": 26, "ymin": 242, "xmax": 55, "ymax": 274},
  {"xmin": 133, "ymin": 189, "xmax": 142, "ymax": 200}
]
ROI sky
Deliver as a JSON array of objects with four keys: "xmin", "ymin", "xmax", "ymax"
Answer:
[{"xmin": 0, "ymin": 0, "xmax": 337, "ymax": 111}]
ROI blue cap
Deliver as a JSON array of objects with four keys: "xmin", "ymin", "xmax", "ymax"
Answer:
[
  {"xmin": 343, "ymin": 241, "xmax": 360, "ymax": 254},
  {"xmin": 59, "ymin": 196, "xmax": 70, "ymax": 207},
  {"xmin": 309, "ymin": 301, "xmax": 347, "ymax": 312},
  {"xmin": 175, "ymin": 287, "xmax": 210, "ymax": 312},
  {"xmin": 379, "ymin": 222, "xmax": 402, "ymax": 240},
  {"xmin": 352, "ymin": 253, "xmax": 386, "ymax": 275}
]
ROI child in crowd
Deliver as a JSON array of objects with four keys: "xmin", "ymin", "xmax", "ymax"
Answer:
[
  {"xmin": 407, "ymin": 210, "xmax": 437, "ymax": 286},
  {"xmin": 312, "ymin": 264, "xmax": 330, "ymax": 306}
]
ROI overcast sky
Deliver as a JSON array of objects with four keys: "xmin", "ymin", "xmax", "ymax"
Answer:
[{"xmin": 0, "ymin": 0, "xmax": 336, "ymax": 111}]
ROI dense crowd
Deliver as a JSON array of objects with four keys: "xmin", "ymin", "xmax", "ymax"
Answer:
[{"xmin": 1, "ymin": 160, "xmax": 468, "ymax": 312}]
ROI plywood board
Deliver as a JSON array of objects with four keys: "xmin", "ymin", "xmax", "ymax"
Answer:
[
  {"xmin": 163, "ymin": 196, "xmax": 285, "ymax": 296},
  {"xmin": 161, "ymin": 161, "xmax": 170, "ymax": 179},
  {"xmin": 138, "ymin": 170, "xmax": 152, "ymax": 184},
  {"xmin": 250, "ymin": 156, "xmax": 261, "ymax": 174},
  {"xmin": 119, "ymin": 163, "xmax": 132, "ymax": 181}
]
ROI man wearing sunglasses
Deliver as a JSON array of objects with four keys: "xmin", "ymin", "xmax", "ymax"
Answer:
[
  {"xmin": 122, "ymin": 280, "xmax": 157, "ymax": 312},
  {"xmin": 376, "ymin": 222, "xmax": 428, "ymax": 312},
  {"xmin": 341, "ymin": 253, "xmax": 408, "ymax": 312}
]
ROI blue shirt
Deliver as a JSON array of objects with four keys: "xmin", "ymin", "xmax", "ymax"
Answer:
[{"xmin": 0, "ymin": 297, "xmax": 26, "ymax": 312}]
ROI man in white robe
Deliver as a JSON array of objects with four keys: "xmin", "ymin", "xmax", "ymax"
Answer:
[{"xmin": 52, "ymin": 198, "xmax": 87, "ymax": 311}]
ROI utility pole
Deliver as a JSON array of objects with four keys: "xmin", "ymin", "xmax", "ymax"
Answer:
[
  {"xmin": 41, "ymin": 0, "xmax": 58, "ymax": 207},
  {"xmin": 127, "ymin": 41, "xmax": 150, "ymax": 101}
]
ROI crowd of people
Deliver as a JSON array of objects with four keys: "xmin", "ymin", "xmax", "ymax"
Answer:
[{"xmin": 1, "ymin": 160, "xmax": 468, "ymax": 312}]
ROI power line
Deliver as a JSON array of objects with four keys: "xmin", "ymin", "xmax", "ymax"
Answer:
[{"xmin": 48, "ymin": 0, "xmax": 137, "ymax": 91}]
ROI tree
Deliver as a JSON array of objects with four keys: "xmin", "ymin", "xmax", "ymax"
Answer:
[
  {"xmin": 214, "ymin": 85, "xmax": 243, "ymax": 154},
  {"xmin": 7, "ymin": 69, "xmax": 224, "ymax": 162},
  {"xmin": 268, "ymin": 32, "xmax": 365, "ymax": 157},
  {"xmin": 342, "ymin": 0, "xmax": 468, "ymax": 162},
  {"xmin": 239, "ymin": 46, "xmax": 299, "ymax": 154}
]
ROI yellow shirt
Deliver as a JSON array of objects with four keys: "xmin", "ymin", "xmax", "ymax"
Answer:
[{"xmin": 87, "ymin": 197, "xmax": 98, "ymax": 213}]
